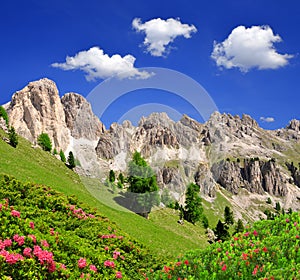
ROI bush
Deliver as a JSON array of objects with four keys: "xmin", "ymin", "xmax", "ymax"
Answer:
[
  {"xmin": 59, "ymin": 150, "xmax": 66, "ymax": 163},
  {"xmin": 148, "ymin": 212, "xmax": 300, "ymax": 279},
  {"xmin": 0, "ymin": 105, "xmax": 9, "ymax": 126},
  {"xmin": 37, "ymin": 133, "xmax": 52, "ymax": 152}
]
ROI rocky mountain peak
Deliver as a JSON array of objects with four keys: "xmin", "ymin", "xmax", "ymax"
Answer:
[
  {"xmin": 138, "ymin": 112, "xmax": 174, "ymax": 129},
  {"xmin": 179, "ymin": 114, "xmax": 203, "ymax": 132},
  {"xmin": 7, "ymin": 78, "xmax": 70, "ymax": 151},
  {"xmin": 286, "ymin": 119, "xmax": 300, "ymax": 132}
]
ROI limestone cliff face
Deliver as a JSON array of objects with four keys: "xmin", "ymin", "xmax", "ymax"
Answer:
[
  {"xmin": 212, "ymin": 159, "xmax": 288, "ymax": 196},
  {"xmin": 6, "ymin": 78, "xmax": 70, "ymax": 151},
  {"xmin": 61, "ymin": 93, "xmax": 105, "ymax": 140}
]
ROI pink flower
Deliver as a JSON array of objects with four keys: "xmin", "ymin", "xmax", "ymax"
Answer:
[
  {"xmin": 78, "ymin": 258, "xmax": 87, "ymax": 269},
  {"xmin": 29, "ymin": 221, "xmax": 34, "ymax": 229},
  {"xmin": 286, "ymin": 218, "xmax": 290, "ymax": 223},
  {"xmin": 253, "ymin": 230, "xmax": 258, "ymax": 236},
  {"xmin": 262, "ymin": 246, "xmax": 268, "ymax": 252},
  {"xmin": 116, "ymin": 271, "xmax": 122, "ymax": 278},
  {"xmin": 90, "ymin": 264, "xmax": 97, "ymax": 272},
  {"xmin": 5, "ymin": 253, "xmax": 24, "ymax": 264},
  {"xmin": 23, "ymin": 247, "xmax": 32, "ymax": 257},
  {"xmin": 221, "ymin": 264, "xmax": 227, "ymax": 271},
  {"xmin": 113, "ymin": 251, "xmax": 121, "ymax": 259},
  {"xmin": 11, "ymin": 210, "xmax": 20, "ymax": 218},
  {"xmin": 60, "ymin": 264, "xmax": 66, "ymax": 270},
  {"xmin": 48, "ymin": 261, "xmax": 56, "ymax": 273},
  {"xmin": 0, "ymin": 204, "xmax": 2, "ymax": 211},
  {"xmin": 3, "ymin": 239, "xmax": 12, "ymax": 247},
  {"xmin": 104, "ymin": 260, "xmax": 115, "ymax": 268},
  {"xmin": 244, "ymin": 232, "xmax": 250, "ymax": 237},
  {"xmin": 252, "ymin": 265, "xmax": 259, "ymax": 275},
  {"xmin": 104, "ymin": 246, "xmax": 109, "ymax": 251},
  {"xmin": 184, "ymin": 260, "xmax": 189, "ymax": 265},
  {"xmin": 41, "ymin": 240, "xmax": 50, "ymax": 248},
  {"xmin": 50, "ymin": 228, "xmax": 55, "ymax": 236},
  {"xmin": 13, "ymin": 234, "xmax": 25, "ymax": 246}
]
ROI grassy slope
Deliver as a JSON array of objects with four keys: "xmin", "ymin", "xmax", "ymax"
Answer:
[{"xmin": 0, "ymin": 129, "xmax": 208, "ymax": 258}]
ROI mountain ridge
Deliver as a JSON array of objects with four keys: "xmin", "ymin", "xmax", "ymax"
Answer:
[{"xmin": 2, "ymin": 77, "xmax": 300, "ymax": 219}]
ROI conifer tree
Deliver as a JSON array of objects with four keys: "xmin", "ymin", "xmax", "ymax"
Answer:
[
  {"xmin": 224, "ymin": 206, "xmax": 234, "ymax": 225},
  {"xmin": 68, "ymin": 151, "xmax": 76, "ymax": 169},
  {"xmin": 8, "ymin": 126, "xmax": 18, "ymax": 148},
  {"xmin": 184, "ymin": 183, "xmax": 203, "ymax": 224}
]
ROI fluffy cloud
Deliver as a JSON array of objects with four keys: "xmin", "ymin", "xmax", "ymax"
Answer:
[
  {"xmin": 211, "ymin": 25, "xmax": 293, "ymax": 72},
  {"xmin": 260, "ymin": 116, "xmax": 275, "ymax": 123},
  {"xmin": 132, "ymin": 17, "xmax": 197, "ymax": 56},
  {"xmin": 52, "ymin": 47, "xmax": 151, "ymax": 80}
]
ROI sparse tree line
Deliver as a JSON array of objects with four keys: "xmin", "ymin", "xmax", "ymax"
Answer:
[{"xmin": 106, "ymin": 152, "xmax": 248, "ymax": 244}]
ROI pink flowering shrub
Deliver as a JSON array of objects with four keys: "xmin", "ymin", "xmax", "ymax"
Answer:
[{"xmin": 0, "ymin": 175, "xmax": 161, "ymax": 279}]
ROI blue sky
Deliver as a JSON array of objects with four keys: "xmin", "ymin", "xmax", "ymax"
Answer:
[{"xmin": 0, "ymin": 0, "xmax": 299, "ymax": 129}]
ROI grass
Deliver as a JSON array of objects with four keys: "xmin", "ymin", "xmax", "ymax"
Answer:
[{"xmin": 0, "ymin": 129, "xmax": 210, "ymax": 259}]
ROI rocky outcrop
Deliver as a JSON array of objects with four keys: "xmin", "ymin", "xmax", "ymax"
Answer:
[
  {"xmin": 157, "ymin": 166, "xmax": 185, "ymax": 194},
  {"xmin": 61, "ymin": 93, "xmax": 105, "ymax": 140},
  {"xmin": 194, "ymin": 163, "xmax": 216, "ymax": 197},
  {"xmin": 6, "ymin": 78, "xmax": 70, "ymax": 151},
  {"xmin": 286, "ymin": 162, "xmax": 300, "ymax": 188},
  {"xmin": 212, "ymin": 159, "xmax": 288, "ymax": 196},
  {"xmin": 275, "ymin": 119, "xmax": 300, "ymax": 141},
  {"xmin": 211, "ymin": 160, "xmax": 243, "ymax": 195},
  {"xmin": 261, "ymin": 160, "xmax": 287, "ymax": 196}
]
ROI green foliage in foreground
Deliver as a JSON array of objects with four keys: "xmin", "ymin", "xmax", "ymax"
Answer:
[
  {"xmin": 148, "ymin": 213, "xmax": 300, "ymax": 279},
  {"xmin": 0, "ymin": 175, "xmax": 162, "ymax": 279}
]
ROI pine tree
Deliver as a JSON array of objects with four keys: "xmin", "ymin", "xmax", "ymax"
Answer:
[
  {"xmin": 8, "ymin": 126, "xmax": 18, "ymax": 148},
  {"xmin": 214, "ymin": 220, "xmax": 230, "ymax": 242},
  {"xmin": 118, "ymin": 173, "xmax": 125, "ymax": 184},
  {"xmin": 109, "ymin": 170, "xmax": 115, "ymax": 183},
  {"xmin": 224, "ymin": 206, "xmax": 234, "ymax": 225},
  {"xmin": 233, "ymin": 219, "xmax": 244, "ymax": 235},
  {"xmin": 184, "ymin": 183, "xmax": 203, "ymax": 224},
  {"xmin": 68, "ymin": 151, "xmax": 76, "ymax": 169},
  {"xmin": 127, "ymin": 151, "xmax": 160, "ymax": 219}
]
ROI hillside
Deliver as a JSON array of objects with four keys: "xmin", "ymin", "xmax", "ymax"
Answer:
[
  {"xmin": 0, "ymin": 175, "xmax": 161, "ymax": 279},
  {"xmin": 0, "ymin": 128, "xmax": 209, "ymax": 258}
]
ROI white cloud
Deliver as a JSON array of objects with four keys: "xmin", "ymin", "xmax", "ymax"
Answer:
[
  {"xmin": 52, "ymin": 46, "xmax": 151, "ymax": 80},
  {"xmin": 132, "ymin": 17, "xmax": 197, "ymax": 57},
  {"xmin": 211, "ymin": 25, "xmax": 293, "ymax": 72},
  {"xmin": 260, "ymin": 116, "xmax": 275, "ymax": 123}
]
